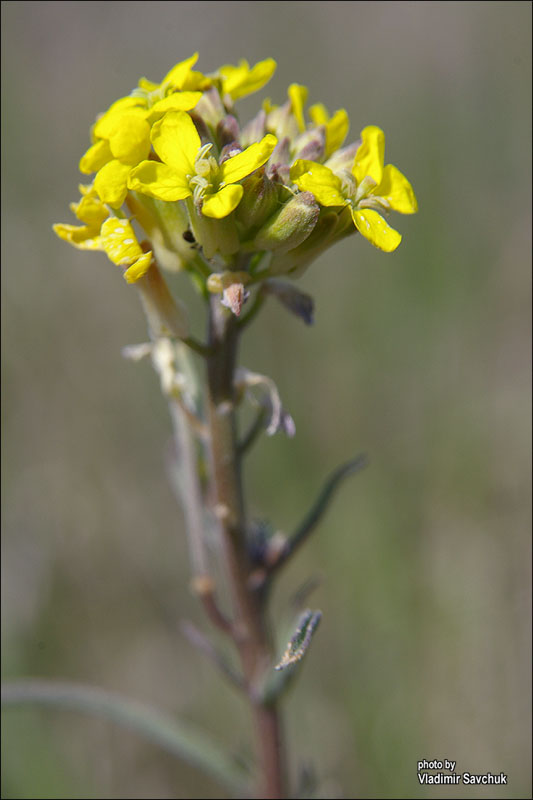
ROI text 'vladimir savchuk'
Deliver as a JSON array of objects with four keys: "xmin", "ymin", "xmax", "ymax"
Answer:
[{"xmin": 417, "ymin": 760, "xmax": 508, "ymax": 786}]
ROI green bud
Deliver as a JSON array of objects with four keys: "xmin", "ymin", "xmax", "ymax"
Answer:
[
  {"xmin": 235, "ymin": 170, "xmax": 279, "ymax": 232},
  {"xmin": 189, "ymin": 203, "xmax": 239, "ymax": 260},
  {"xmin": 269, "ymin": 211, "xmax": 340, "ymax": 277},
  {"xmin": 253, "ymin": 192, "xmax": 319, "ymax": 254},
  {"xmin": 127, "ymin": 192, "xmax": 194, "ymax": 272}
]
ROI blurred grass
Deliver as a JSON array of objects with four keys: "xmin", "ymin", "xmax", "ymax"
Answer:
[{"xmin": 1, "ymin": 2, "xmax": 531, "ymax": 798}]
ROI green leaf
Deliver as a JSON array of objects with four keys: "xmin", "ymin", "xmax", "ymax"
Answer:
[{"xmin": 1, "ymin": 680, "xmax": 249, "ymax": 795}]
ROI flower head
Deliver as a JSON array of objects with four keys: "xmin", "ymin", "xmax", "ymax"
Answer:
[
  {"xmin": 55, "ymin": 54, "xmax": 417, "ymax": 312},
  {"xmin": 80, "ymin": 54, "xmax": 208, "ymax": 208},
  {"xmin": 127, "ymin": 110, "xmax": 277, "ymax": 219},
  {"xmin": 291, "ymin": 126, "xmax": 417, "ymax": 252}
]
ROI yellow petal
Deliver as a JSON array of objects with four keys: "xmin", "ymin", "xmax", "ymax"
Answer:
[
  {"xmin": 202, "ymin": 185, "xmax": 243, "ymax": 219},
  {"xmin": 352, "ymin": 125, "xmax": 385, "ymax": 186},
  {"xmin": 309, "ymin": 103, "xmax": 328, "ymax": 126},
  {"xmin": 128, "ymin": 161, "xmax": 191, "ymax": 202},
  {"xmin": 79, "ymin": 139, "xmax": 113, "ymax": 174},
  {"xmin": 290, "ymin": 160, "xmax": 346, "ymax": 207},
  {"xmin": 108, "ymin": 114, "xmax": 151, "ymax": 165},
  {"xmin": 219, "ymin": 134, "xmax": 277, "ymax": 185},
  {"xmin": 145, "ymin": 91, "xmax": 202, "ymax": 123},
  {"xmin": 219, "ymin": 57, "xmax": 277, "ymax": 101},
  {"xmin": 53, "ymin": 222, "xmax": 103, "ymax": 250},
  {"xmin": 351, "ymin": 208, "xmax": 401, "ymax": 252},
  {"xmin": 150, "ymin": 111, "xmax": 200, "ymax": 173},
  {"xmin": 99, "ymin": 217, "xmax": 144, "ymax": 265},
  {"xmin": 262, "ymin": 98, "xmax": 277, "ymax": 115},
  {"xmin": 377, "ymin": 164, "xmax": 418, "ymax": 214},
  {"xmin": 288, "ymin": 84, "xmax": 308, "ymax": 132},
  {"xmin": 94, "ymin": 160, "xmax": 132, "ymax": 208},
  {"xmin": 180, "ymin": 69, "xmax": 211, "ymax": 91},
  {"xmin": 70, "ymin": 191, "xmax": 108, "ymax": 225},
  {"xmin": 94, "ymin": 97, "xmax": 144, "ymax": 138},
  {"xmin": 161, "ymin": 53, "xmax": 200, "ymax": 88},
  {"xmin": 325, "ymin": 109, "xmax": 349, "ymax": 156},
  {"xmin": 124, "ymin": 252, "xmax": 153, "ymax": 283},
  {"xmin": 78, "ymin": 183, "xmax": 95, "ymax": 196},
  {"xmin": 137, "ymin": 77, "xmax": 158, "ymax": 92}
]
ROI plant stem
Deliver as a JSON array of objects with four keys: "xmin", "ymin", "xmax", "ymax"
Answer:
[{"xmin": 205, "ymin": 296, "xmax": 285, "ymax": 799}]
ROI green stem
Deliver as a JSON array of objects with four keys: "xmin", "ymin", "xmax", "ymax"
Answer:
[{"xmin": 205, "ymin": 296, "xmax": 286, "ymax": 799}]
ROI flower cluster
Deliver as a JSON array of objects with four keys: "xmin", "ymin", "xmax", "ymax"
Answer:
[{"xmin": 54, "ymin": 54, "xmax": 417, "ymax": 311}]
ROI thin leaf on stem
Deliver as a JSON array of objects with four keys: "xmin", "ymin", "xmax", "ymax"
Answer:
[
  {"xmin": 270, "ymin": 454, "xmax": 369, "ymax": 577},
  {"xmin": 1, "ymin": 680, "xmax": 249, "ymax": 795}
]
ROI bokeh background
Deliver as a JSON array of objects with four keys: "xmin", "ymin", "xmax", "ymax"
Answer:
[{"xmin": 2, "ymin": 2, "xmax": 531, "ymax": 798}]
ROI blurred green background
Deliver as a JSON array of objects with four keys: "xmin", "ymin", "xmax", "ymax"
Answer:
[{"xmin": 2, "ymin": 2, "xmax": 531, "ymax": 798}]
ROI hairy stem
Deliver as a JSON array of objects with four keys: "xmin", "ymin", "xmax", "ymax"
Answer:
[{"xmin": 205, "ymin": 296, "xmax": 285, "ymax": 799}]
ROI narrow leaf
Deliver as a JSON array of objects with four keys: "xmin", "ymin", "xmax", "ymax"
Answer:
[
  {"xmin": 275, "ymin": 609, "xmax": 322, "ymax": 671},
  {"xmin": 1, "ymin": 680, "xmax": 248, "ymax": 794}
]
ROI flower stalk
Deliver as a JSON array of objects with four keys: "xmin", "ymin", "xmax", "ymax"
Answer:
[
  {"xmin": 205, "ymin": 296, "xmax": 285, "ymax": 797},
  {"xmin": 48, "ymin": 51, "xmax": 417, "ymax": 798}
]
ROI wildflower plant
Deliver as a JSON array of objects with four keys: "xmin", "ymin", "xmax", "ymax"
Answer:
[{"xmin": 4, "ymin": 53, "xmax": 417, "ymax": 798}]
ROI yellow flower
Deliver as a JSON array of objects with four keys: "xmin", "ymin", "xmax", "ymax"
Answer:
[
  {"xmin": 217, "ymin": 57, "xmax": 276, "ymax": 102},
  {"xmin": 53, "ymin": 184, "xmax": 109, "ymax": 250},
  {"xmin": 308, "ymin": 103, "xmax": 349, "ymax": 157},
  {"xmin": 80, "ymin": 54, "xmax": 207, "ymax": 208},
  {"xmin": 54, "ymin": 186, "xmax": 152, "ymax": 283},
  {"xmin": 128, "ymin": 111, "xmax": 277, "ymax": 219},
  {"xmin": 290, "ymin": 125, "xmax": 417, "ymax": 252}
]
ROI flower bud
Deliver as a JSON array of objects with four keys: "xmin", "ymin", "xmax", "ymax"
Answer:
[
  {"xmin": 269, "ymin": 210, "xmax": 341, "ymax": 278},
  {"xmin": 189, "ymin": 206, "xmax": 239, "ymax": 259},
  {"xmin": 126, "ymin": 193, "xmax": 194, "ymax": 272},
  {"xmin": 206, "ymin": 270, "xmax": 250, "ymax": 293},
  {"xmin": 220, "ymin": 282, "xmax": 249, "ymax": 316},
  {"xmin": 241, "ymin": 109, "xmax": 267, "ymax": 146},
  {"xmin": 292, "ymin": 127, "xmax": 326, "ymax": 162},
  {"xmin": 253, "ymin": 192, "xmax": 319, "ymax": 254},
  {"xmin": 266, "ymin": 99, "xmax": 299, "ymax": 141},
  {"xmin": 217, "ymin": 114, "xmax": 241, "ymax": 148},
  {"xmin": 235, "ymin": 170, "xmax": 279, "ymax": 231},
  {"xmin": 192, "ymin": 86, "xmax": 225, "ymax": 129},
  {"xmin": 219, "ymin": 141, "xmax": 243, "ymax": 164},
  {"xmin": 266, "ymin": 137, "xmax": 291, "ymax": 182},
  {"xmin": 324, "ymin": 141, "xmax": 360, "ymax": 174}
]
